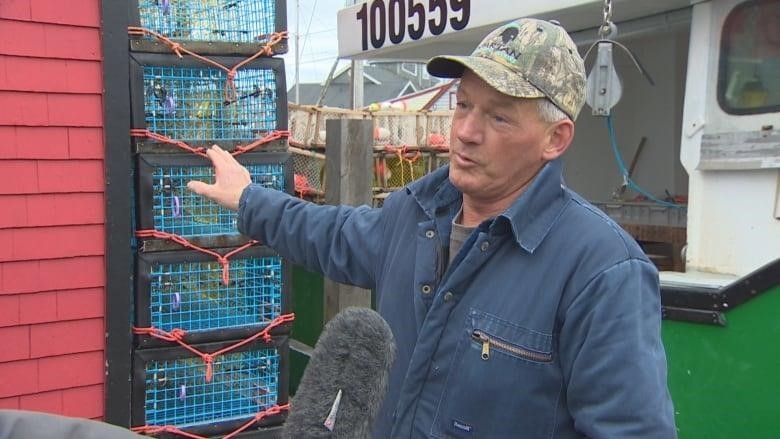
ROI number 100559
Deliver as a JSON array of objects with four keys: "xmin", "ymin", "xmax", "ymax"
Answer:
[{"xmin": 356, "ymin": 0, "xmax": 471, "ymax": 51}]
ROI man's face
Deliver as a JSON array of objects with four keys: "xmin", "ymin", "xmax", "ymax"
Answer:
[{"xmin": 449, "ymin": 70, "xmax": 554, "ymax": 205}]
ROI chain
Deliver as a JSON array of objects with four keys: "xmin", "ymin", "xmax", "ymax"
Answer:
[{"xmin": 598, "ymin": 0, "xmax": 615, "ymax": 39}]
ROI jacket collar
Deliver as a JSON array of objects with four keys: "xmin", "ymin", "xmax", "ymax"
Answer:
[{"xmin": 407, "ymin": 159, "xmax": 569, "ymax": 253}]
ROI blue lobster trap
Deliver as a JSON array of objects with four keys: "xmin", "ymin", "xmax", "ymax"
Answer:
[
  {"xmin": 130, "ymin": 53, "xmax": 286, "ymax": 146},
  {"xmin": 135, "ymin": 247, "xmax": 291, "ymax": 347},
  {"xmin": 131, "ymin": 0, "xmax": 287, "ymax": 55},
  {"xmin": 136, "ymin": 152, "xmax": 292, "ymax": 249},
  {"xmin": 132, "ymin": 338, "xmax": 289, "ymax": 435}
]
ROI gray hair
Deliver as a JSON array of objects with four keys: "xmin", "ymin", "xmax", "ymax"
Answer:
[{"xmin": 536, "ymin": 99, "xmax": 569, "ymax": 123}]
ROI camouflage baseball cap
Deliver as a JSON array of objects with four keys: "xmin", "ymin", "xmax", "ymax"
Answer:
[{"xmin": 427, "ymin": 18, "xmax": 586, "ymax": 120}]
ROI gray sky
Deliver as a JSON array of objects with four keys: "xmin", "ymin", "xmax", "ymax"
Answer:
[{"xmin": 281, "ymin": 0, "xmax": 348, "ymax": 89}]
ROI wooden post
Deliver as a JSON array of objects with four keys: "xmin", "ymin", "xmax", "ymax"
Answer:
[{"xmin": 323, "ymin": 118, "xmax": 373, "ymax": 321}]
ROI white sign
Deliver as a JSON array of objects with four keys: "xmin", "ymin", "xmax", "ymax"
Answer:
[{"xmin": 337, "ymin": 0, "xmax": 511, "ymax": 57}]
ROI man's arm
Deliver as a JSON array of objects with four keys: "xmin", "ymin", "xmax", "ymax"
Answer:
[
  {"xmin": 187, "ymin": 145, "xmax": 382, "ymax": 288},
  {"xmin": 559, "ymin": 258, "xmax": 677, "ymax": 438},
  {"xmin": 236, "ymin": 185, "xmax": 381, "ymax": 288}
]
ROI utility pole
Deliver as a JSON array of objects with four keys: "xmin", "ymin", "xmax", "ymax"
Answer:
[
  {"xmin": 350, "ymin": 59, "xmax": 363, "ymax": 110},
  {"xmin": 295, "ymin": 0, "xmax": 300, "ymax": 104}
]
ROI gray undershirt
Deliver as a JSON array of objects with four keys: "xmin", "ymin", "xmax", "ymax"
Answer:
[{"xmin": 450, "ymin": 207, "xmax": 476, "ymax": 266}]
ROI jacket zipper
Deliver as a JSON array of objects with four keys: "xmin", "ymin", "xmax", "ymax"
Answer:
[{"xmin": 472, "ymin": 330, "xmax": 553, "ymax": 363}]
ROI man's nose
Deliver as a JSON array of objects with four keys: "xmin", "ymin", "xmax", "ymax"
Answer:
[{"xmin": 454, "ymin": 111, "xmax": 484, "ymax": 145}]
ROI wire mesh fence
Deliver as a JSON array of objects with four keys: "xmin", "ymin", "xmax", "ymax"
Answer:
[
  {"xmin": 136, "ymin": 153, "xmax": 290, "ymax": 241},
  {"xmin": 137, "ymin": 251, "xmax": 285, "ymax": 339},
  {"xmin": 141, "ymin": 63, "xmax": 281, "ymax": 144},
  {"xmin": 288, "ymin": 105, "xmax": 453, "ymax": 203},
  {"xmin": 136, "ymin": 0, "xmax": 283, "ymax": 47},
  {"xmin": 136, "ymin": 344, "xmax": 283, "ymax": 429}
]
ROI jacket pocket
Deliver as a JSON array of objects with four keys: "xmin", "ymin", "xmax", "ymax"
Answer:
[
  {"xmin": 430, "ymin": 309, "xmax": 561, "ymax": 438},
  {"xmin": 471, "ymin": 329, "xmax": 553, "ymax": 363}
]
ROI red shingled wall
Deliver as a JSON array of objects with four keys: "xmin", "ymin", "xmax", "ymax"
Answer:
[{"xmin": 0, "ymin": 0, "xmax": 106, "ymax": 419}]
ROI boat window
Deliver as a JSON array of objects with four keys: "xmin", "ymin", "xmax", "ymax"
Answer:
[{"xmin": 718, "ymin": 0, "xmax": 780, "ymax": 114}]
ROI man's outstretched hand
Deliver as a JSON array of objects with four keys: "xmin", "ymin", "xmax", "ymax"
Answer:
[{"xmin": 187, "ymin": 145, "xmax": 251, "ymax": 211}]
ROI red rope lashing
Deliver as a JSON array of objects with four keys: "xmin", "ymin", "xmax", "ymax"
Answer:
[
  {"xmin": 131, "ymin": 404, "xmax": 290, "ymax": 439},
  {"xmin": 133, "ymin": 313, "xmax": 295, "ymax": 383},
  {"xmin": 127, "ymin": 27, "xmax": 287, "ymax": 103},
  {"xmin": 131, "ymin": 129, "xmax": 290, "ymax": 157},
  {"xmin": 135, "ymin": 230, "xmax": 257, "ymax": 285}
]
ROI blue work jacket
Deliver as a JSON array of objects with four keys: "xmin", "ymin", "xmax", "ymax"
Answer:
[{"xmin": 238, "ymin": 159, "xmax": 676, "ymax": 438}]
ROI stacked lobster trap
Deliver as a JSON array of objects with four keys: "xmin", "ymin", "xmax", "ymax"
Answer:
[
  {"xmin": 288, "ymin": 104, "xmax": 452, "ymax": 206},
  {"xmin": 127, "ymin": 1, "xmax": 292, "ymax": 437}
]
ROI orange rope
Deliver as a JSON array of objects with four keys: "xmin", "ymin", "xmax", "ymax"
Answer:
[
  {"xmin": 384, "ymin": 145, "xmax": 422, "ymax": 185},
  {"xmin": 133, "ymin": 313, "xmax": 295, "ymax": 383},
  {"xmin": 131, "ymin": 403, "xmax": 290, "ymax": 439},
  {"xmin": 135, "ymin": 230, "xmax": 258, "ymax": 285},
  {"xmin": 131, "ymin": 129, "xmax": 290, "ymax": 157},
  {"xmin": 127, "ymin": 27, "xmax": 287, "ymax": 103}
]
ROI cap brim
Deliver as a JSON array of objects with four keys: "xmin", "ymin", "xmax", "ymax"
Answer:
[{"xmin": 427, "ymin": 55, "xmax": 545, "ymax": 100}]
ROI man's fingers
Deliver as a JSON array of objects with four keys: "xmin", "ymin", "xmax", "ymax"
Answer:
[
  {"xmin": 205, "ymin": 144, "xmax": 227, "ymax": 167},
  {"xmin": 187, "ymin": 180, "xmax": 212, "ymax": 197}
]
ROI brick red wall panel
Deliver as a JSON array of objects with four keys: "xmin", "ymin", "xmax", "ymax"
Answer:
[
  {"xmin": 0, "ymin": 257, "xmax": 104, "ymax": 295},
  {"xmin": 0, "ymin": 359, "xmax": 38, "ymax": 398},
  {"xmin": 0, "ymin": 91, "xmax": 49, "ymax": 126},
  {"xmin": 0, "ymin": 295, "xmax": 20, "ymax": 327},
  {"xmin": 47, "ymin": 94, "xmax": 102, "ymax": 127},
  {"xmin": 30, "ymin": 0, "xmax": 100, "ymax": 27},
  {"xmin": 30, "ymin": 318, "xmax": 103, "ymax": 358},
  {"xmin": 38, "ymin": 351, "xmax": 103, "ymax": 391},
  {"xmin": 0, "ymin": 195, "xmax": 28, "ymax": 228},
  {"xmin": 0, "ymin": 0, "xmax": 31, "ymax": 20},
  {"xmin": 1, "ymin": 0, "xmax": 107, "ymax": 411},
  {"xmin": 0, "ymin": 194, "xmax": 103, "ymax": 229},
  {"xmin": 38, "ymin": 160, "xmax": 104, "ymax": 193},
  {"xmin": 44, "ymin": 24, "xmax": 101, "ymax": 60},
  {"xmin": 67, "ymin": 127, "xmax": 103, "ymax": 159},
  {"xmin": 0, "ymin": 161, "xmax": 39, "ymax": 194},
  {"xmin": 28, "ymin": 193, "xmax": 104, "ymax": 226},
  {"xmin": 1, "ymin": 225, "xmax": 104, "ymax": 262},
  {"xmin": 0, "ymin": 326, "xmax": 29, "ymax": 362},
  {"xmin": 0, "ymin": 56, "xmax": 6, "ymax": 88},
  {"xmin": 0, "ymin": 396, "xmax": 20, "ymax": 410},
  {"xmin": 62, "ymin": 385, "xmax": 103, "ymax": 419},
  {"xmin": 1, "ymin": 289, "xmax": 103, "ymax": 327},
  {"xmin": 19, "ymin": 291, "xmax": 58, "ymax": 324},
  {"xmin": 19, "ymin": 389, "xmax": 62, "ymax": 413},
  {"xmin": 0, "ymin": 126, "xmax": 70, "ymax": 159},
  {"xmin": 57, "ymin": 288, "xmax": 103, "ymax": 321},
  {"xmin": 0, "ymin": 56, "xmax": 102, "ymax": 94},
  {"xmin": 0, "ymin": 20, "xmax": 45, "ymax": 57},
  {"xmin": 0, "ymin": 20, "xmax": 100, "ymax": 61}
]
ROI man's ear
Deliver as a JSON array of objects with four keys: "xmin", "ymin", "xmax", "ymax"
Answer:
[{"xmin": 541, "ymin": 119, "xmax": 574, "ymax": 161}]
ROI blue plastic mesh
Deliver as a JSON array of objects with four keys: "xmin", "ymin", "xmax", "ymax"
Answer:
[
  {"xmin": 144, "ymin": 348, "xmax": 279, "ymax": 427},
  {"xmin": 148, "ymin": 255, "xmax": 282, "ymax": 332},
  {"xmin": 144, "ymin": 65, "xmax": 278, "ymax": 143},
  {"xmin": 137, "ymin": 0, "xmax": 279, "ymax": 44},
  {"xmin": 151, "ymin": 162, "xmax": 284, "ymax": 237}
]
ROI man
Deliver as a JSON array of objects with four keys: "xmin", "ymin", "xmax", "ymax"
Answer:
[{"xmin": 189, "ymin": 18, "xmax": 677, "ymax": 438}]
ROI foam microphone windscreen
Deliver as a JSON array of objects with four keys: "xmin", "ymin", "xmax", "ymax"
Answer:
[{"xmin": 283, "ymin": 306, "xmax": 396, "ymax": 438}]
